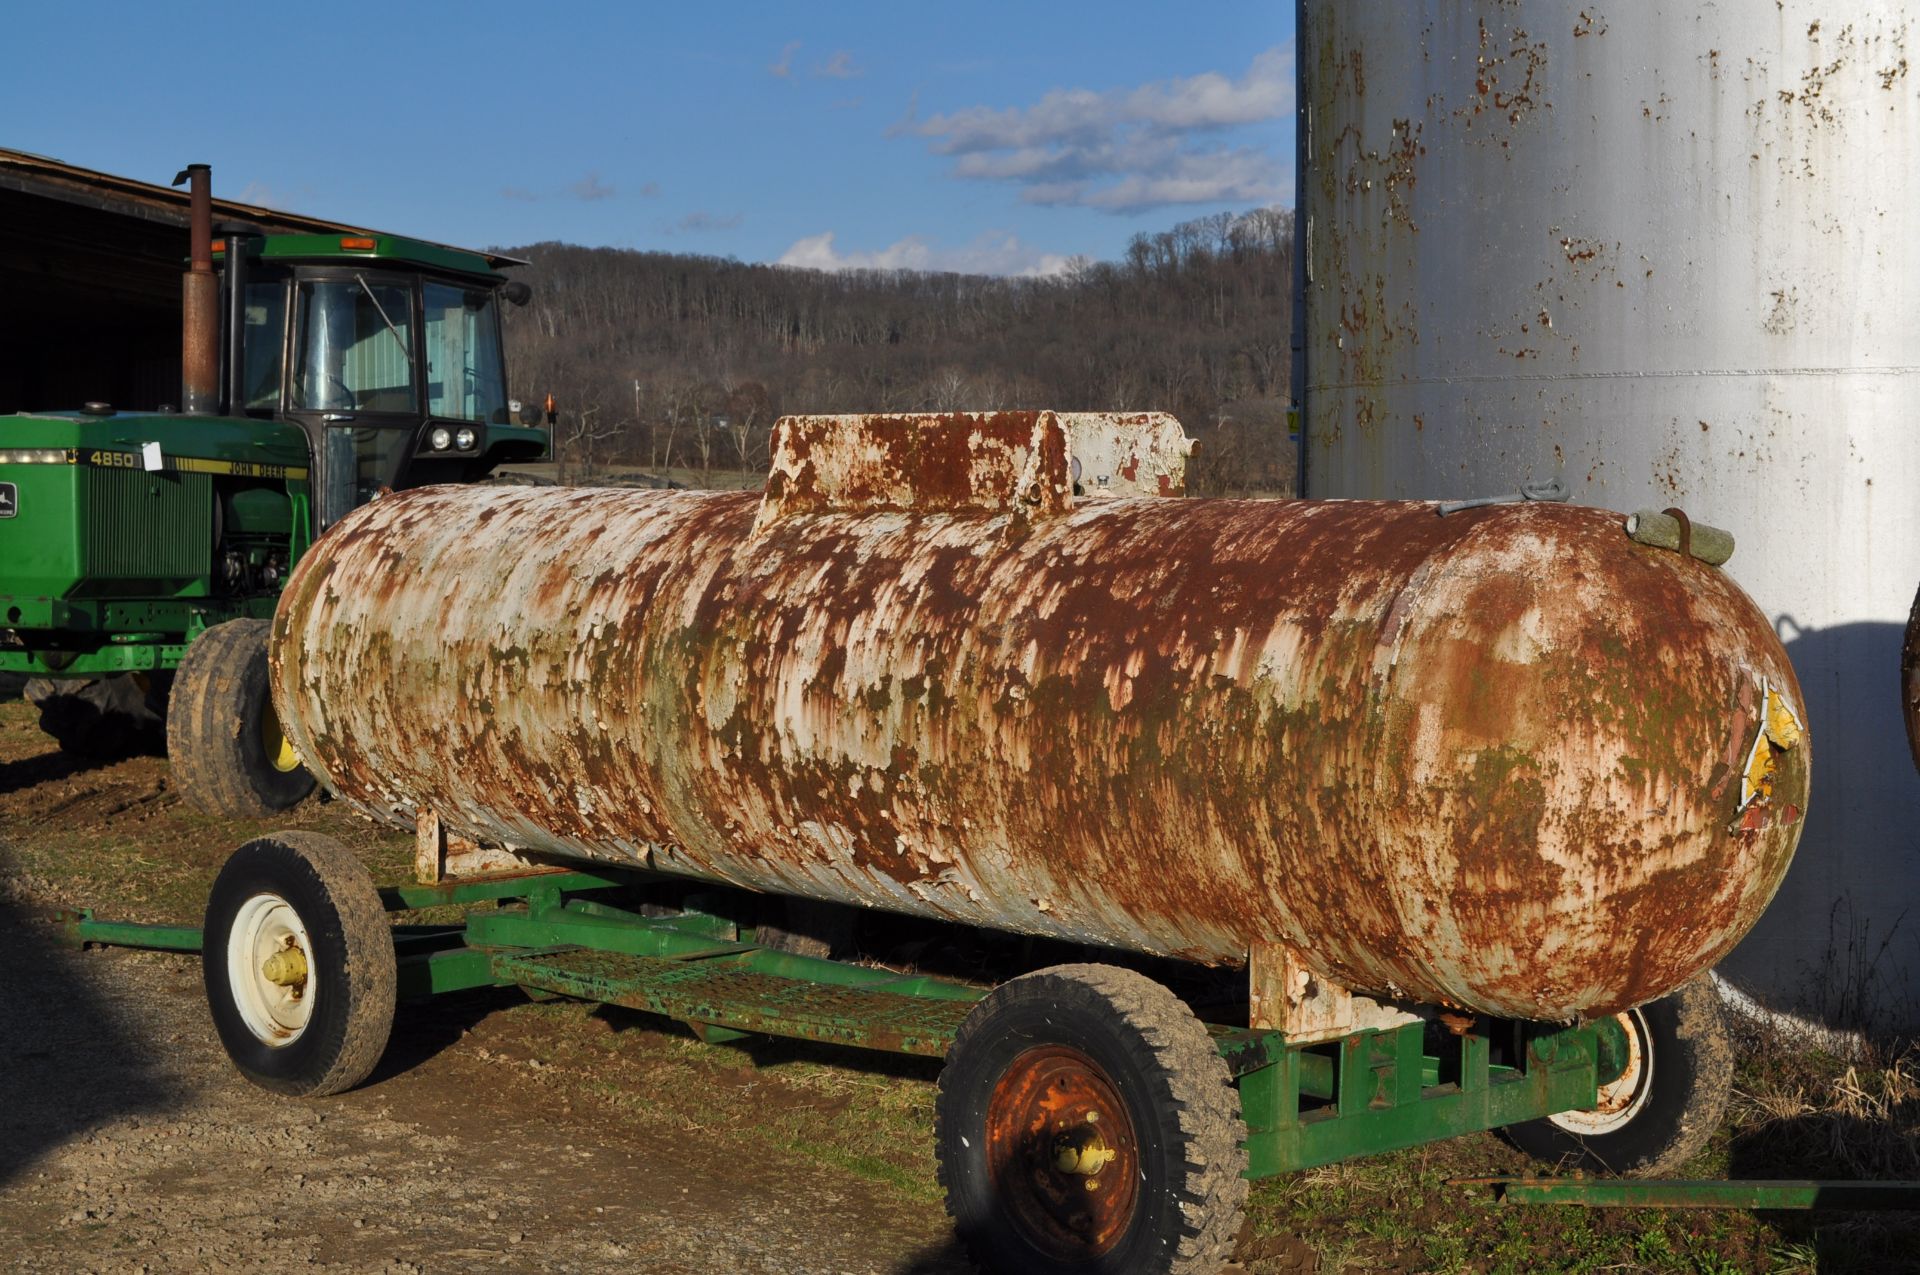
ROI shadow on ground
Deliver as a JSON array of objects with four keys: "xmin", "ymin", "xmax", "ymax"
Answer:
[
  {"xmin": 0, "ymin": 866, "xmax": 176, "ymax": 1187},
  {"xmin": 891, "ymin": 1238, "xmax": 973, "ymax": 1274},
  {"xmin": 0, "ymin": 739, "xmax": 107, "ymax": 794},
  {"xmin": 1727, "ymin": 1110, "xmax": 1920, "ymax": 1272},
  {"xmin": 362, "ymin": 983, "xmax": 532, "ymax": 1086}
]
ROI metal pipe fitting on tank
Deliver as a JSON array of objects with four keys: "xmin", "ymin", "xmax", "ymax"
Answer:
[{"xmin": 1625, "ymin": 510, "xmax": 1735, "ymax": 567}]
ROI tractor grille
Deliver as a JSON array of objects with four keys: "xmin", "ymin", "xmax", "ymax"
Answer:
[{"xmin": 82, "ymin": 467, "xmax": 212, "ymax": 582}]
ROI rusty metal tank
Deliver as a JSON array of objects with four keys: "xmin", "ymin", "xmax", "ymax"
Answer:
[{"xmin": 269, "ymin": 412, "xmax": 1809, "ymax": 1022}]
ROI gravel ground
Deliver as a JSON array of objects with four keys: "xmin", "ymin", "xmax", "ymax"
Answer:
[{"xmin": 0, "ymin": 874, "xmax": 970, "ymax": 1274}]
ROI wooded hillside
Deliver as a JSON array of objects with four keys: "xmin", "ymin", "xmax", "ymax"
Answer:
[{"xmin": 499, "ymin": 206, "xmax": 1294, "ymax": 495}]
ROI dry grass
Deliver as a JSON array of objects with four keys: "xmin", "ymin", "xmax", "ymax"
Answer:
[
  {"xmin": 1729, "ymin": 1029, "xmax": 1920, "ymax": 1182},
  {"xmin": 1718, "ymin": 1019, "xmax": 1920, "ymax": 1275}
]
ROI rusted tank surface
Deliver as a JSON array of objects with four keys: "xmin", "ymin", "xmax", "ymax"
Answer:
[{"xmin": 270, "ymin": 412, "xmax": 1809, "ymax": 1022}]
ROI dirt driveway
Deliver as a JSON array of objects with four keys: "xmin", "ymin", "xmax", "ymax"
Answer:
[{"xmin": 0, "ymin": 699, "xmax": 973, "ymax": 1275}]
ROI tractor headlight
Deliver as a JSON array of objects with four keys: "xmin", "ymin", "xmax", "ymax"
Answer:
[
  {"xmin": 454, "ymin": 427, "xmax": 477, "ymax": 451},
  {"xmin": 429, "ymin": 427, "xmax": 452, "ymax": 451}
]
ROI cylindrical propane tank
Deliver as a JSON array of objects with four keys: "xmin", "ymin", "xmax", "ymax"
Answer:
[{"xmin": 271, "ymin": 412, "xmax": 1808, "ymax": 1021}]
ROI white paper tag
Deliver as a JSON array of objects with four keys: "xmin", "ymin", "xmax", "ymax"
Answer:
[{"xmin": 141, "ymin": 441, "xmax": 163, "ymax": 472}]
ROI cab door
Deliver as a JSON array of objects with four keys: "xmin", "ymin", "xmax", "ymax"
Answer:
[{"xmin": 279, "ymin": 271, "xmax": 423, "ymax": 529}]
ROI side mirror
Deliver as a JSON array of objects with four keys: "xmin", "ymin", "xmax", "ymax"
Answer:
[{"xmin": 501, "ymin": 281, "xmax": 532, "ymax": 307}]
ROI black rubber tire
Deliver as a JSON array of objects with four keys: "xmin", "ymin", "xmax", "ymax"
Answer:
[
  {"xmin": 935, "ymin": 963, "xmax": 1248, "ymax": 1275},
  {"xmin": 26, "ymin": 673, "xmax": 169, "ymax": 759},
  {"xmin": 203, "ymin": 832, "xmax": 396, "ymax": 1097},
  {"xmin": 167, "ymin": 618, "xmax": 315, "ymax": 817},
  {"xmin": 1504, "ymin": 977, "xmax": 1733, "ymax": 1177}
]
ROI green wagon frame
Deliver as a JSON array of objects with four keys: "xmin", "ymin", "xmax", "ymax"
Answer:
[{"xmin": 65, "ymin": 828, "xmax": 1660, "ymax": 1274}]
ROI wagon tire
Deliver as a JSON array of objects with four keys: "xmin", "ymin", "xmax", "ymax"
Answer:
[
  {"xmin": 203, "ymin": 831, "xmax": 396, "ymax": 1097},
  {"xmin": 168, "ymin": 618, "xmax": 315, "ymax": 816},
  {"xmin": 935, "ymin": 963, "xmax": 1248, "ymax": 1275},
  {"xmin": 1504, "ymin": 977, "xmax": 1732, "ymax": 1177}
]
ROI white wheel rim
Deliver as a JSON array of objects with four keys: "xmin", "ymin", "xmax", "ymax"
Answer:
[
  {"xmin": 1549, "ymin": 1009, "xmax": 1652, "ymax": 1135},
  {"xmin": 226, "ymin": 892, "xmax": 317, "ymax": 1046}
]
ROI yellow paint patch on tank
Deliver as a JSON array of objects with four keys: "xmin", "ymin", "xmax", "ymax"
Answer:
[{"xmin": 1740, "ymin": 681, "xmax": 1807, "ymax": 812}]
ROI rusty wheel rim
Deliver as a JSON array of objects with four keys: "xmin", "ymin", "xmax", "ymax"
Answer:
[{"xmin": 984, "ymin": 1044, "xmax": 1141, "ymax": 1261}]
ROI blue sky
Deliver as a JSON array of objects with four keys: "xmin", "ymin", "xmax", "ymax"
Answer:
[{"xmin": 2, "ymin": 1, "xmax": 1294, "ymax": 275}]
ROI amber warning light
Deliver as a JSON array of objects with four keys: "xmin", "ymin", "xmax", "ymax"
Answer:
[{"xmin": 339, "ymin": 236, "xmax": 376, "ymax": 251}]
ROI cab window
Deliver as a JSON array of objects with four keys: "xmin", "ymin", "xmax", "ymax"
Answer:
[
  {"xmin": 293, "ymin": 278, "xmax": 417, "ymax": 413},
  {"xmin": 241, "ymin": 280, "xmax": 288, "ymax": 412},
  {"xmin": 423, "ymin": 282, "xmax": 509, "ymax": 423}
]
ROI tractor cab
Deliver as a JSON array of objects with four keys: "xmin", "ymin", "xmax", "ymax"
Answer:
[
  {"xmin": 217, "ymin": 233, "xmax": 546, "ymax": 527},
  {"xmin": 0, "ymin": 161, "xmax": 550, "ymax": 799}
]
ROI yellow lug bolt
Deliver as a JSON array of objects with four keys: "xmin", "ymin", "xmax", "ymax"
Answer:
[{"xmin": 1052, "ymin": 1136, "xmax": 1116, "ymax": 1176}]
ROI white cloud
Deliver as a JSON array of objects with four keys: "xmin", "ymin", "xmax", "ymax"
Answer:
[
  {"xmin": 814, "ymin": 50, "xmax": 862, "ymax": 80},
  {"xmin": 673, "ymin": 210, "xmax": 744, "ymax": 233},
  {"xmin": 901, "ymin": 46, "xmax": 1291, "ymax": 213},
  {"xmin": 777, "ymin": 230, "xmax": 1078, "ymax": 278},
  {"xmin": 234, "ymin": 179, "xmax": 317, "ymax": 211},
  {"xmin": 769, "ymin": 40, "xmax": 801, "ymax": 78},
  {"xmin": 567, "ymin": 172, "xmax": 618, "ymax": 201}
]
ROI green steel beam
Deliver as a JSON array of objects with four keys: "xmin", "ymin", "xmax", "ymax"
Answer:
[
  {"xmin": 378, "ymin": 869, "xmax": 629, "ymax": 912},
  {"xmin": 1238, "ymin": 1022, "xmax": 1600, "ymax": 1178},
  {"xmin": 492, "ymin": 946, "xmax": 977, "ymax": 1057},
  {"xmin": 1474, "ymin": 1177, "xmax": 1920, "ymax": 1210},
  {"xmin": 471, "ymin": 899, "xmax": 991, "ymax": 1000},
  {"xmin": 56, "ymin": 909, "xmax": 202, "ymax": 952},
  {"xmin": 397, "ymin": 946, "xmax": 511, "ymax": 1000}
]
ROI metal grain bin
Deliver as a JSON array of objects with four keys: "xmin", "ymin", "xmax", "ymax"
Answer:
[{"xmin": 1297, "ymin": 0, "xmax": 1917, "ymax": 1028}]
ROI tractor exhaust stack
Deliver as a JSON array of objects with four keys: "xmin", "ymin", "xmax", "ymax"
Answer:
[{"xmin": 173, "ymin": 163, "xmax": 219, "ymax": 415}]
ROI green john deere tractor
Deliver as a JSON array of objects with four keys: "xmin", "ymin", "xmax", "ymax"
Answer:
[{"xmin": 0, "ymin": 163, "xmax": 547, "ymax": 815}]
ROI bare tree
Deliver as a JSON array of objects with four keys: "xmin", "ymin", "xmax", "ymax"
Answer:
[
  {"xmin": 556, "ymin": 403, "xmax": 620, "ymax": 484},
  {"xmin": 498, "ymin": 205, "xmax": 1297, "ymax": 497}
]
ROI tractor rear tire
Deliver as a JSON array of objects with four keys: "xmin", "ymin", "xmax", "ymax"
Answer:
[
  {"xmin": 1503, "ymin": 977, "xmax": 1733, "ymax": 1177},
  {"xmin": 26, "ymin": 673, "xmax": 169, "ymax": 760},
  {"xmin": 204, "ymin": 831, "xmax": 396, "ymax": 1097},
  {"xmin": 168, "ymin": 619, "xmax": 316, "ymax": 817},
  {"xmin": 936, "ymin": 963, "xmax": 1248, "ymax": 1275}
]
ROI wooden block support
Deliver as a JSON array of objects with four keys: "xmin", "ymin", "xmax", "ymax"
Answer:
[
  {"xmin": 1248, "ymin": 940, "xmax": 1422, "ymax": 1044},
  {"xmin": 414, "ymin": 808, "xmax": 559, "ymax": 884}
]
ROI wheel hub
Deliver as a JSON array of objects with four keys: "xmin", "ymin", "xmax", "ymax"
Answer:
[
  {"xmin": 226, "ymin": 892, "xmax": 317, "ymax": 1045},
  {"xmin": 984, "ymin": 1044, "xmax": 1140, "ymax": 1260},
  {"xmin": 260, "ymin": 702, "xmax": 301, "ymax": 774},
  {"xmin": 1551, "ymin": 1008, "xmax": 1652, "ymax": 1135}
]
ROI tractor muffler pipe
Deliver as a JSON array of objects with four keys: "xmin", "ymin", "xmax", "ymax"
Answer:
[{"xmin": 173, "ymin": 163, "xmax": 219, "ymax": 416}]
